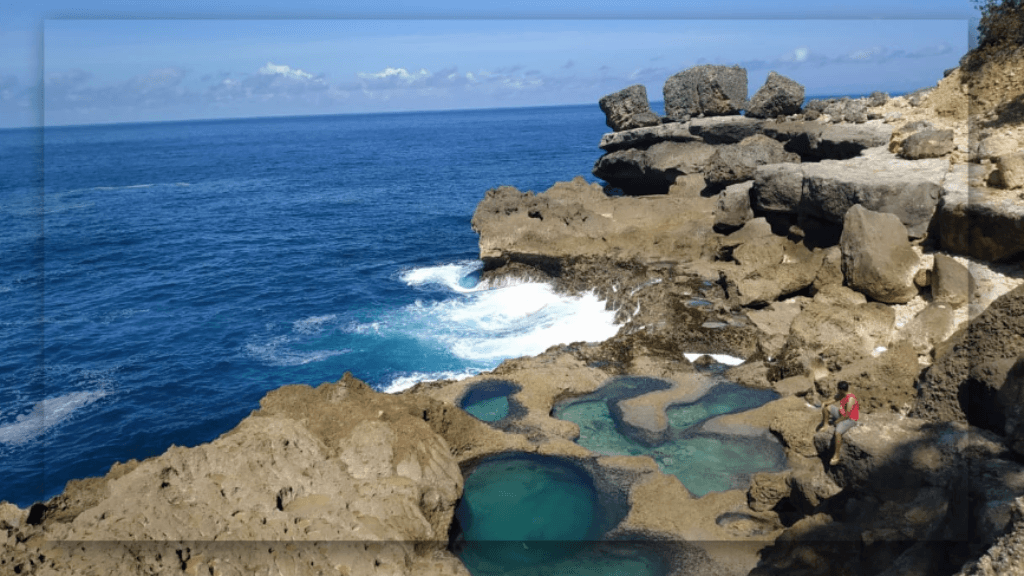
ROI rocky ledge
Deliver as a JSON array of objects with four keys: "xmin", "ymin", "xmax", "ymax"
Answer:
[{"xmin": 4, "ymin": 49, "xmax": 1024, "ymax": 576}]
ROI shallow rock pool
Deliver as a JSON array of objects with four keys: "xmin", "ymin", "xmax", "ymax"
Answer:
[{"xmin": 553, "ymin": 376, "xmax": 786, "ymax": 498}]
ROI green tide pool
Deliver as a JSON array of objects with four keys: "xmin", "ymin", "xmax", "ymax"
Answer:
[{"xmin": 553, "ymin": 377, "xmax": 786, "ymax": 498}]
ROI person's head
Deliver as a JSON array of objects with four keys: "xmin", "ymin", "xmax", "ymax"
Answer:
[{"xmin": 835, "ymin": 381, "xmax": 850, "ymax": 397}]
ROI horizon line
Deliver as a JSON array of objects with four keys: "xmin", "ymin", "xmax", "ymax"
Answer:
[{"xmin": 7, "ymin": 90, "xmax": 909, "ymax": 131}]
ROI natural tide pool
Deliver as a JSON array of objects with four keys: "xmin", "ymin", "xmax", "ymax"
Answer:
[
  {"xmin": 459, "ymin": 380, "xmax": 519, "ymax": 422},
  {"xmin": 553, "ymin": 376, "xmax": 786, "ymax": 498},
  {"xmin": 451, "ymin": 452, "xmax": 671, "ymax": 576}
]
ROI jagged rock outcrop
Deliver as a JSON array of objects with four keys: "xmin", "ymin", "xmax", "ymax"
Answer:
[
  {"xmin": 663, "ymin": 65, "xmax": 748, "ymax": 120},
  {"xmin": 714, "ymin": 181, "xmax": 754, "ymax": 233},
  {"xmin": 746, "ymin": 71, "xmax": 805, "ymax": 119},
  {"xmin": 471, "ymin": 176, "xmax": 719, "ymax": 268},
  {"xmin": 0, "ymin": 374, "xmax": 494, "ymax": 576},
  {"xmin": 599, "ymin": 84, "xmax": 661, "ymax": 132},
  {"xmin": 599, "ymin": 122, "xmax": 701, "ymax": 152},
  {"xmin": 912, "ymin": 284, "xmax": 1024, "ymax": 442},
  {"xmin": 900, "ymin": 128, "xmax": 955, "ymax": 159},
  {"xmin": 761, "ymin": 120, "xmax": 892, "ymax": 160},
  {"xmin": 839, "ymin": 204, "xmax": 920, "ymax": 304}
]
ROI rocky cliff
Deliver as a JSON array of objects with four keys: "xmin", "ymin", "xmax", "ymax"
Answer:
[{"xmin": 4, "ymin": 40, "xmax": 1024, "ymax": 576}]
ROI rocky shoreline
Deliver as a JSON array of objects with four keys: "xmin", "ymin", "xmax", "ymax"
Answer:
[{"xmin": 4, "ymin": 45, "xmax": 1024, "ymax": 576}]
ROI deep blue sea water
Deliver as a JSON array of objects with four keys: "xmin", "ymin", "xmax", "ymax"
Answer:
[{"xmin": 0, "ymin": 105, "xmax": 622, "ymax": 508}]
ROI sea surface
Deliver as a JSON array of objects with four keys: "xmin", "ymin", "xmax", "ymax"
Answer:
[
  {"xmin": 0, "ymin": 95, "xmax": 867, "ymax": 508},
  {"xmin": 0, "ymin": 104, "xmax": 622, "ymax": 507}
]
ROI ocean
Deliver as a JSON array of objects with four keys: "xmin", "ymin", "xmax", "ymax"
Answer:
[{"xmin": 0, "ymin": 104, "xmax": 620, "ymax": 508}]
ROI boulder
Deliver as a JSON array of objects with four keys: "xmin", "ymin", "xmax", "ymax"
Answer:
[
  {"xmin": 866, "ymin": 91, "xmax": 889, "ymax": 107},
  {"xmin": 687, "ymin": 115, "xmax": 764, "ymax": 144},
  {"xmin": 824, "ymin": 98, "xmax": 868, "ymax": 123},
  {"xmin": 747, "ymin": 471, "xmax": 793, "ymax": 512},
  {"xmin": 593, "ymin": 140, "xmax": 716, "ymax": 195},
  {"xmin": 598, "ymin": 84, "xmax": 660, "ymax": 132},
  {"xmin": 761, "ymin": 121, "xmax": 892, "ymax": 161},
  {"xmin": 728, "ymin": 240, "xmax": 824, "ymax": 307},
  {"xmin": 777, "ymin": 299, "xmax": 894, "ymax": 375},
  {"xmin": 931, "ymin": 253, "xmax": 970, "ymax": 307},
  {"xmin": 936, "ymin": 164, "xmax": 1024, "ymax": 261},
  {"xmin": 752, "ymin": 146, "xmax": 950, "ymax": 239},
  {"xmin": 703, "ymin": 134, "xmax": 801, "ymax": 188},
  {"xmin": 900, "ymin": 129, "xmax": 955, "ymax": 159},
  {"xmin": 840, "ymin": 204, "xmax": 920, "ymax": 304},
  {"xmin": 822, "ymin": 340, "xmax": 921, "ymax": 416},
  {"xmin": 663, "ymin": 64, "xmax": 747, "ymax": 120},
  {"xmin": 598, "ymin": 122, "xmax": 700, "ymax": 152},
  {"xmin": 746, "ymin": 71, "xmax": 805, "ymax": 118},
  {"xmin": 810, "ymin": 246, "xmax": 844, "ymax": 293},
  {"xmin": 714, "ymin": 181, "xmax": 755, "ymax": 233},
  {"xmin": 899, "ymin": 302, "xmax": 957, "ymax": 355},
  {"xmin": 996, "ymin": 152, "xmax": 1024, "ymax": 189},
  {"xmin": 912, "ymin": 285, "xmax": 1024, "ymax": 434}
]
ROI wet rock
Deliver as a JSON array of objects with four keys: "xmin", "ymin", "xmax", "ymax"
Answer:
[
  {"xmin": 746, "ymin": 71, "xmax": 805, "ymax": 119},
  {"xmin": 713, "ymin": 181, "xmax": 754, "ymax": 233},
  {"xmin": 599, "ymin": 84, "xmax": 660, "ymax": 132},
  {"xmin": 840, "ymin": 204, "xmax": 920, "ymax": 304},
  {"xmin": 900, "ymin": 129, "xmax": 954, "ymax": 159},
  {"xmin": 703, "ymin": 134, "xmax": 801, "ymax": 188},
  {"xmin": 932, "ymin": 253, "xmax": 970, "ymax": 307},
  {"xmin": 663, "ymin": 64, "xmax": 748, "ymax": 120}
]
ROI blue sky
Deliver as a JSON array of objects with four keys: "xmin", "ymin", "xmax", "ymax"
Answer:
[{"xmin": 0, "ymin": 1, "xmax": 979, "ymax": 127}]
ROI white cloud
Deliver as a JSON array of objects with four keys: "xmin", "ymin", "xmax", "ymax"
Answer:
[
  {"xmin": 259, "ymin": 62, "xmax": 316, "ymax": 81},
  {"xmin": 793, "ymin": 47, "xmax": 809, "ymax": 62},
  {"xmin": 357, "ymin": 67, "xmax": 429, "ymax": 82}
]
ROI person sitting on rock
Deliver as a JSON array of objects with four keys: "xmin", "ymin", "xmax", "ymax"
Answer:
[{"xmin": 816, "ymin": 380, "xmax": 859, "ymax": 465}]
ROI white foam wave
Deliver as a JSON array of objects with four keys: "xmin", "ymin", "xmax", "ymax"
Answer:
[
  {"xmin": 292, "ymin": 314, "xmax": 337, "ymax": 335},
  {"xmin": 382, "ymin": 369, "xmax": 479, "ymax": 394},
  {"xmin": 245, "ymin": 336, "xmax": 350, "ymax": 367},
  {"xmin": 0, "ymin": 390, "xmax": 108, "ymax": 446},
  {"xmin": 684, "ymin": 353, "xmax": 745, "ymax": 366},
  {"xmin": 353, "ymin": 280, "xmax": 620, "ymax": 364},
  {"xmin": 401, "ymin": 261, "xmax": 485, "ymax": 293}
]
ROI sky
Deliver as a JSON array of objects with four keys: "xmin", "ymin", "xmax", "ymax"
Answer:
[{"xmin": 0, "ymin": 1, "xmax": 980, "ymax": 128}]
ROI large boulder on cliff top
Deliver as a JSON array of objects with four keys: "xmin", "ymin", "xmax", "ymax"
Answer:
[
  {"xmin": 593, "ymin": 140, "xmax": 715, "ymax": 195},
  {"xmin": 751, "ymin": 146, "xmax": 948, "ymax": 239},
  {"xmin": 663, "ymin": 64, "xmax": 747, "ymax": 120},
  {"xmin": 840, "ymin": 204, "xmax": 920, "ymax": 304},
  {"xmin": 746, "ymin": 71, "xmax": 805, "ymax": 119},
  {"xmin": 912, "ymin": 284, "xmax": 1024, "ymax": 451},
  {"xmin": 599, "ymin": 84, "xmax": 661, "ymax": 132}
]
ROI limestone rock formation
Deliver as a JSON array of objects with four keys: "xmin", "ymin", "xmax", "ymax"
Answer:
[
  {"xmin": 761, "ymin": 120, "xmax": 892, "ymax": 160},
  {"xmin": 746, "ymin": 71, "xmax": 805, "ymax": 119},
  {"xmin": 688, "ymin": 116, "xmax": 765, "ymax": 144},
  {"xmin": 663, "ymin": 64, "xmax": 748, "ymax": 120},
  {"xmin": 900, "ymin": 128, "xmax": 955, "ymax": 159},
  {"xmin": 598, "ymin": 122, "xmax": 700, "ymax": 152},
  {"xmin": 714, "ymin": 181, "xmax": 754, "ymax": 233},
  {"xmin": 593, "ymin": 140, "xmax": 715, "ymax": 195},
  {"xmin": 840, "ymin": 204, "xmax": 920, "ymax": 304},
  {"xmin": 936, "ymin": 164, "xmax": 1024, "ymax": 261},
  {"xmin": 913, "ymin": 284, "xmax": 1024, "ymax": 439},
  {"xmin": 599, "ymin": 84, "xmax": 661, "ymax": 132},
  {"xmin": 703, "ymin": 134, "xmax": 801, "ymax": 189},
  {"xmin": 932, "ymin": 253, "xmax": 971, "ymax": 306}
]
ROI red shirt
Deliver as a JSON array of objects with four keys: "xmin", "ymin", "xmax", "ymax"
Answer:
[{"xmin": 840, "ymin": 393, "xmax": 859, "ymax": 420}]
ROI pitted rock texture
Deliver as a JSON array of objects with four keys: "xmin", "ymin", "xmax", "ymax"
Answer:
[
  {"xmin": 599, "ymin": 84, "xmax": 661, "ymax": 132},
  {"xmin": 746, "ymin": 71, "xmax": 805, "ymax": 119},
  {"xmin": 663, "ymin": 65, "xmax": 748, "ymax": 120}
]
